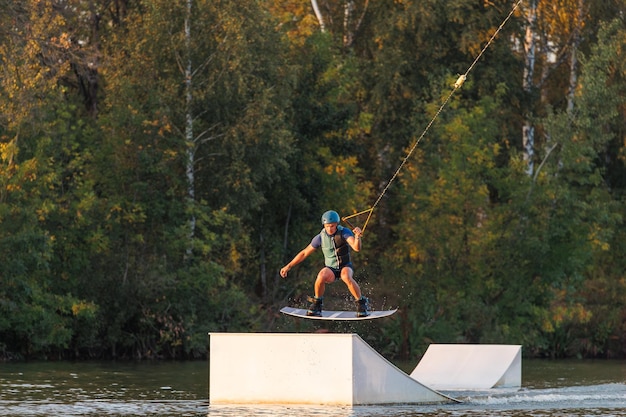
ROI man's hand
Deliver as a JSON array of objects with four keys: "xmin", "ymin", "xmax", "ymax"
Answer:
[
  {"xmin": 280, "ymin": 265, "xmax": 290, "ymax": 278},
  {"xmin": 353, "ymin": 227, "xmax": 363, "ymax": 238}
]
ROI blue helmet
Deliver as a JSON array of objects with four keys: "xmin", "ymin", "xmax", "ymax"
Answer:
[{"xmin": 321, "ymin": 210, "xmax": 340, "ymax": 224}]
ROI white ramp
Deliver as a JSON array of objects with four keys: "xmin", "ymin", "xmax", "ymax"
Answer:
[
  {"xmin": 410, "ymin": 344, "xmax": 521, "ymax": 390},
  {"xmin": 210, "ymin": 333, "xmax": 456, "ymax": 406}
]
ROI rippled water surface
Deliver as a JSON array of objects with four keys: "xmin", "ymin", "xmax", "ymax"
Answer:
[
  {"xmin": 1, "ymin": 358, "xmax": 625, "ymax": 416},
  {"xmin": 0, "ymin": 361, "xmax": 207, "ymax": 416}
]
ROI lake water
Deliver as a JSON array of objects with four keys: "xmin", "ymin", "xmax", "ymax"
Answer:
[{"xmin": 1, "ymin": 356, "xmax": 625, "ymax": 416}]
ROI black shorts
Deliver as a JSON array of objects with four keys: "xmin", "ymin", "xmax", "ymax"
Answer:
[{"xmin": 327, "ymin": 264, "xmax": 353, "ymax": 280}]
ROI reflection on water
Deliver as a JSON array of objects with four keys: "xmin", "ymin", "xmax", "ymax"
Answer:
[
  {"xmin": 0, "ymin": 359, "xmax": 625, "ymax": 416},
  {"xmin": 0, "ymin": 361, "xmax": 208, "ymax": 416},
  {"xmin": 1, "ymin": 400, "xmax": 207, "ymax": 417}
]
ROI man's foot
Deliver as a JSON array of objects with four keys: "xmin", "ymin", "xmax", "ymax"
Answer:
[
  {"xmin": 356, "ymin": 296, "xmax": 370, "ymax": 317},
  {"xmin": 307, "ymin": 296, "xmax": 323, "ymax": 316}
]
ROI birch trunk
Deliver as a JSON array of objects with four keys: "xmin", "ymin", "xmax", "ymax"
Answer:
[
  {"xmin": 311, "ymin": 0, "xmax": 326, "ymax": 32},
  {"xmin": 343, "ymin": 0, "xmax": 354, "ymax": 47},
  {"xmin": 567, "ymin": 0, "xmax": 584, "ymax": 115},
  {"xmin": 522, "ymin": 0, "xmax": 538, "ymax": 176},
  {"xmin": 185, "ymin": 0, "xmax": 196, "ymax": 255}
]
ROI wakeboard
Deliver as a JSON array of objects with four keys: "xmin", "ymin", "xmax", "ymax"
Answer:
[{"xmin": 280, "ymin": 306, "xmax": 397, "ymax": 321}]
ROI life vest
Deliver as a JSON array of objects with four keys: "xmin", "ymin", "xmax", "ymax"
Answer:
[{"xmin": 320, "ymin": 225, "xmax": 351, "ymax": 269}]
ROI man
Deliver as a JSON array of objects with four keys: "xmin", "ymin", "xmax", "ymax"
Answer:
[{"xmin": 280, "ymin": 210, "xmax": 370, "ymax": 317}]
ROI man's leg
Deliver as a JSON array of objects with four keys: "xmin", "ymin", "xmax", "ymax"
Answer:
[
  {"xmin": 339, "ymin": 267, "xmax": 361, "ymax": 300},
  {"xmin": 340, "ymin": 267, "xmax": 369, "ymax": 317},
  {"xmin": 314, "ymin": 267, "xmax": 336, "ymax": 297},
  {"xmin": 307, "ymin": 268, "xmax": 335, "ymax": 316}
]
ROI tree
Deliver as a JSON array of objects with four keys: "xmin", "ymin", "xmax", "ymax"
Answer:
[
  {"xmin": 0, "ymin": 0, "xmax": 102, "ymax": 358},
  {"xmin": 95, "ymin": 0, "xmax": 295, "ymax": 356},
  {"xmin": 538, "ymin": 19, "xmax": 626, "ymax": 357},
  {"xmin": 517, "ymin": 0, "xmax": 626, "ymax": 176}
]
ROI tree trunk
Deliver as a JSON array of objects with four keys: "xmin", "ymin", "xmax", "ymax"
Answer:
[
  {"xmin": 343, "ymin": 0, "xmax": 354, "ymax": 47},
  {"xmin": 311, "ymin": 0, "xmax": 326, "ymax": 32},
  {"xmin": 567, "ymin": 0, "xmax": 584, "ymax": 115},
  {"xmin": 185, "ymin": 0, "xmax": 196, "ymax": 256},
  {"xmin": 522, "ymin": 0, "xmax": 538, "ymax": 176}
]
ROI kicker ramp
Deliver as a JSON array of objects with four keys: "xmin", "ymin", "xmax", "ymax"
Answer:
[
  {"xmin": 209, "ymin": 333, "xmax": 456, "ymax": 406},
  {"xmin": 410, "ymin": 344, "xmax": 521, "ymax": 390}
]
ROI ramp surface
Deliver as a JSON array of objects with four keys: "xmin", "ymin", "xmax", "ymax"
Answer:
[
  {"xmin": 210, "ymin": 333, "xmax": 456, "ymax": 406},
  {"xmin": 410, "ymin": 344, "xmax": 521, "ymax": 390}
]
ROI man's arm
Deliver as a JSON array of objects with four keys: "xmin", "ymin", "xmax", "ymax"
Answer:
[
  {"xmin": 280, "ymin": 245, "xmax": 316, "ymax": 278},
  {"xmin": 347, "ymin": 227, "xmax": 363, "ymax": 252}
]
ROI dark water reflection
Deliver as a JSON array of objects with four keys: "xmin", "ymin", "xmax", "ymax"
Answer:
[
  {"xmin": 0, "ymin": 361, "xmax": 208, "ymax": 416},
  {"xmin": 1, "ymin": 359, "xmax": 625, "ymax": 416}
]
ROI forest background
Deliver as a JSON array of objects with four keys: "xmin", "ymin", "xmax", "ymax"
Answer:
[{"xmin": 1, "ymin": 0, "xmax": 625, "ymax": 361}]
